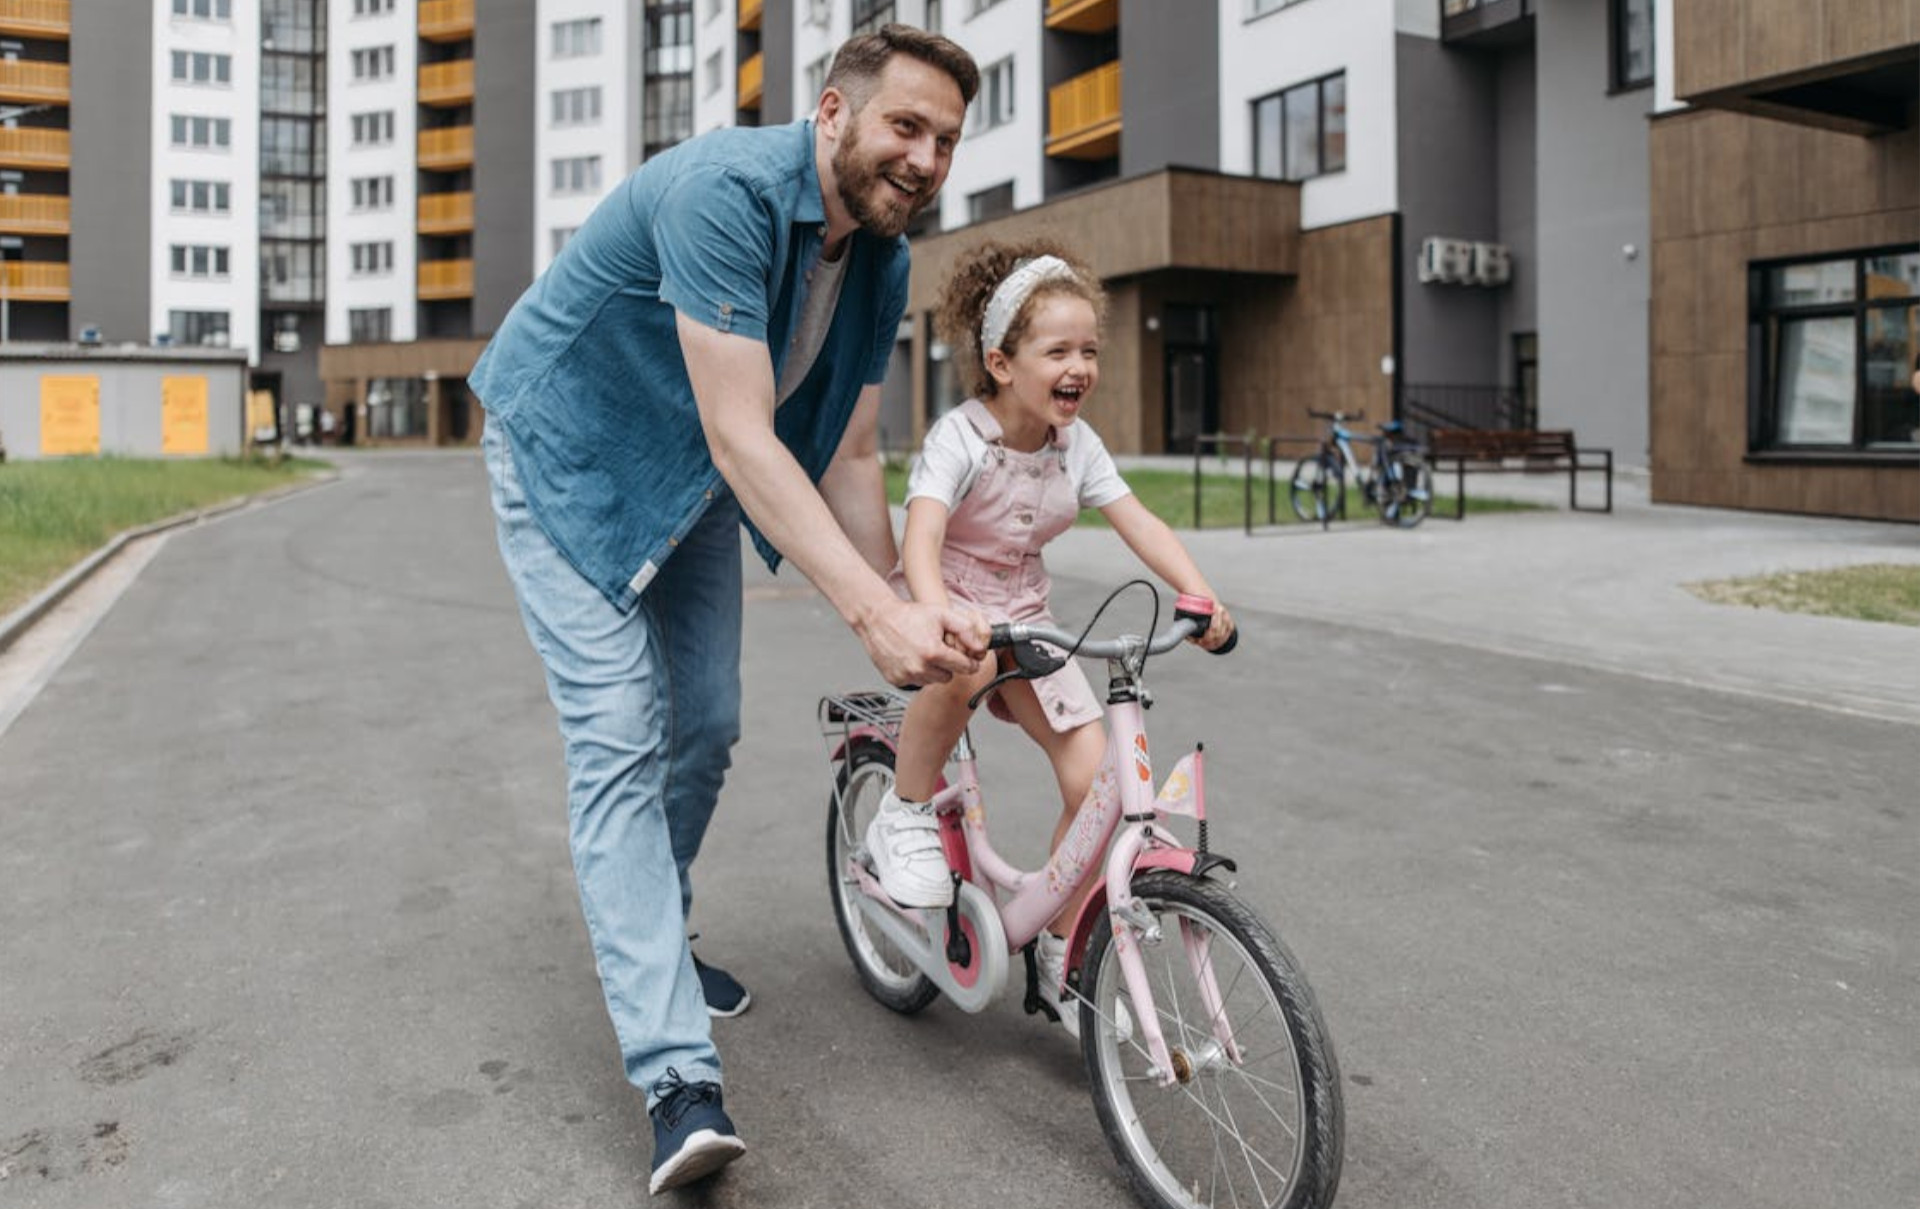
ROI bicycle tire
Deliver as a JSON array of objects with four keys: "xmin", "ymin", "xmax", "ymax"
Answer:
[
  {"xmin": 1287, "ymin": 455, "xmax": 1342, "ymax": 526},
  {"xmin": 826, "ymin": 741, "xmax": 940, "ymax": 1014},
  {"xmin": 1388, "ymin": 452, "xmax": 1432, "ymax": 528},
  {"xmin": 1080, "ymin": 872, "xmax": 1343, "ymax": 1209}
]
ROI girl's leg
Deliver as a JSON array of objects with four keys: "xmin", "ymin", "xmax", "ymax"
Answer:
[
  {"xmin": 867, "ymin": 660, "xmax": 997, "ymax": 907},
  {"xmin": 892, "ymin": 660, "xmax": 996, "ymax": 801},
  {"xmin": 992, "ymin": 680, "xmax": 1107, "ymax": 934}
]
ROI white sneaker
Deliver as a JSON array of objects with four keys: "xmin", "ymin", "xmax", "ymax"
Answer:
[
  {"xmin": 864, "ymin": 789, "xmax": 953, "ymax": 908},
  {"xmin": 1038, "ymin": 931, "xmax": 1132, "ymax": 1043}
]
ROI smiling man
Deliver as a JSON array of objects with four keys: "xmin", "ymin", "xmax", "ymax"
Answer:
[{"xmin": 468, "ymin": 26, "xmax": 981, "ymax": 1195}]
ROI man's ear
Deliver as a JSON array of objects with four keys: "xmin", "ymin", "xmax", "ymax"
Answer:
[{"xmin": 817, "ymin": 86, "xmax": 848, "ymax": 141}]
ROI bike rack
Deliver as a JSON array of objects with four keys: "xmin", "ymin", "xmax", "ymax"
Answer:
[{"xmin": 1189, "ymin": 432, "xmax": 1322, "ymax": 533}]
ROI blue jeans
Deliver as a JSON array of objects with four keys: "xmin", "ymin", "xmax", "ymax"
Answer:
[{"xmin": 483, "ymin": 417, "xmax": 741, "ymax": 1105}]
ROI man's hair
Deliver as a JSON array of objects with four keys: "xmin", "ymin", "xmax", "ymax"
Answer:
[{"xmin": 824, "ymin": 24, "xmax": 979, "ymax": 111}]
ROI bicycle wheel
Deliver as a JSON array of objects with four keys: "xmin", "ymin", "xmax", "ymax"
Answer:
[
  {"xmin": 1387, "ymin": 453, "xmax": 1432, "ymax": 529},
  {"xmin": 1081, "ymin": 872, "xmax": 1343, "ymax": 1209},
  {"xmin": 1287, "ymin": 456, "xmax": 1342, "ymax": 526},
  {"xmin": 826, "ymin": 741, "xmax": 939, "ymax": 1014}
]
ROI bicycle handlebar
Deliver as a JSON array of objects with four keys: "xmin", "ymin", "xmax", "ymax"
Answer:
[
  {"xmin": 986, "ymin": 596, "xmax": 1238, "ymax": 661},
  {"xmin": 1307, "ymin": 409, "xmax": 1365, "ymax": 424}
]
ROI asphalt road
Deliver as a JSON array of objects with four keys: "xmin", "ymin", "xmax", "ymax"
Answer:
[{"xmin": 2, "ymin": 451, "xmax": 1915, "ymax": 1209}]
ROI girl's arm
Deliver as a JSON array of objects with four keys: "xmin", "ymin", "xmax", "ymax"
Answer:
[
  {"xmin": 1099, "ymin": 494, "xmax": 1234, "ymax": 648},
  {"xmin": 900, "ymin": 497, "xmax": 954, "ymax": 610}
]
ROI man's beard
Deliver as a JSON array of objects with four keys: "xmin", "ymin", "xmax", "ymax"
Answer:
[{"xmin": 833, "ymin": 122, "xmax": 933, "ymax": 239}]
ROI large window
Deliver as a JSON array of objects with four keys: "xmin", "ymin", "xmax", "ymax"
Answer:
[
  {"xmin": 170, "ymin": 244, "xmax": 231, "ymax": 278},
  {"xmin": 169, "ymin": 310, "xmax": 230, "ymax": 346},
  {"xmin": 553, "ymin": 17, "xmax": 603, "ymax": 58},
  {"xmin": 350, "ymin": 110, "xmax": 394, "ymax": 146},
  {"xmin": 552, "ymin": 155, "xmax": 604, "ymax": 195},
  {"xmin": 170, "ymin": 115, "xmax": 233, "ymax": 149},
  {"xmin": 1752, "ymin": 248, "xmax": 1920, "ymax": 453},
  {"xmin": 350, "ymin": 240, "xmax": 394, "ymax": 275},
  {"xmin": 968, "ymin": 57, "xmax": 1014, "ymax": 135},
  {"xmin": 967, "ymin": 180, "xmax": 1014, "ymax": 225},
  {"xmin": 350, "ymin": 46, "xmax": 395, "ymax": 81},
  {"xmin": 1252, "ymin": 72, "xmax": 1345, "ymax": 182},
  {"xmin": 1610, "ymin": 0, "xmax": 1654, "ymax": 91},
  {"xmin": 552, "ymin": 86, "xmax": 603, "ymax": 127},
  {"xmin": 349, "ymin": 307, "xmax": 391, "ymax": 343},
  {"xmin": 170, "ymin": 178, "xmax": 231, "ymax": 214},
  {"xmin": 350, "ymin": 174, "xmax": 394, "ymax": 211},
  {"xmin": 852, "ymin": 0, "xmax": 896, "ymax": 36},
  {"xmin": 172, "ymin": 0, "xmax": 232, "ymax": 21},
  {"xmin": 170, "ymin": 51, "xmax": 233, "ymax": 85}
]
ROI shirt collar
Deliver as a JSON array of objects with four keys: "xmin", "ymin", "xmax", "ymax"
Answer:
[
  {"xmin": 960, "ymin": 398, "xmax": 1075, "ymax": 450},
  {"xmin": 797, "ymin": 119, "xmax": 826, "ymax": 226}
]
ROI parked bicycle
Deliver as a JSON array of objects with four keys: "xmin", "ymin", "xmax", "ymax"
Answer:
[
  {"xmin": 1289, "ymin": 410, "xmax": 1433, "ymax": 529},
  {"xmin": 821, "ymin": 588, "xmax": 1344, "ymax": 1209}
]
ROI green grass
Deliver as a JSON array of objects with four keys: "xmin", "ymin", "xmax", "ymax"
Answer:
[
  {"xmin": 0, "ymin": 455, "xmax": 325, "ymax": 616},
  {"xmin": 882, "ymin": 461, "xmax": 1540, "ymax": 529},
  {"xmin": 1685, "ymin": 563, "xmax": 1920, "ymax": 627}
]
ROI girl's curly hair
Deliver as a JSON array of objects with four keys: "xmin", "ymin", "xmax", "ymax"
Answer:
[{"xmin": 932, "ymin": 238, "xmax": 1107, "ymax": 399}]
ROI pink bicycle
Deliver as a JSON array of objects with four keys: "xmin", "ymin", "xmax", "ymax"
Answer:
[{"xmin": 820, "ymin": 590, "xmax": 1344, "ymax": 1209}]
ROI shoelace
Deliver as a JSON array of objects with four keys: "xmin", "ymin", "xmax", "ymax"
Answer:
[{"xmin": 652, "ymin": 1067, "xmax": 721, "ymax": 1130}]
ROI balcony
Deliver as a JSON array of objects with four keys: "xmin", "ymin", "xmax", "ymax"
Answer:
[
  {"xmin": 0, "ymin": 193, "xmax": 68, "ymax": 235},
  {"xmin": 738, "ymin": 52, "xmax": 763, "ymax": 109},
  {"xmin": 0, "ymin": 126, "xmax": 68, "ymax": 169},
  {"xmin": 418, "ymin": 0, "xmax": 474, "ymax": 43},
  {"xmin": 419, "ymin": 58, "xmax": 474, "ymax": 107},
  {"xmin": 418, "ymin": 125, "xmax": 474, "ymax": 171},
  {"xmin": 417, "ymin": 190, "xmax": 473, "ymax": 236},
  {"xmin": 1439, "ymin": 0, "xmax": 1534, "ymax": 48},
  {"xmin": 1046, "ymin": 60, "xmax": 1121, "ymax": 160},
  {"xmin": 0, "ymin": 58, "xmax": 70, "ymax": 105},
  {"xmin": 418, "ymin": 257, "xmax": 474, "ymax": 301},
  {"xmin": 0, "ymin": 0, "xmax": 70, "ymax": 40},
  {"xmin": 738, "ymin": 0, "xmax": 761, "ymax": 31},
  {"xmin": 0, "ymin": 260, "xmax": 70, "ymax": 302},
  {"xmin": 1044, "ymin": 0, "xmax": 1116, "ymax": 33}
]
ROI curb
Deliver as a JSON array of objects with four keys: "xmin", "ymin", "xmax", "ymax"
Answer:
[{"xmin": 0, "ymin": 470, "xmax": 339, "ymax": 658}]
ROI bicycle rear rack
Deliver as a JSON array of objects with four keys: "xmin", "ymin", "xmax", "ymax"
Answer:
[{"xmin": 818, "ymin": 689, "xmax": 909, "ymax": 761}]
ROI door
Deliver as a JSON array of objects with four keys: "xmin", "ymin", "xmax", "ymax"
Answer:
[{"xmin": 1162, "ymin": 304, "xmax": 1218, "ymax": 454}]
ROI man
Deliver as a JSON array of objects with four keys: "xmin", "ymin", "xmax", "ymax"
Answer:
[{"xmin": 470, "ymin": 26, "xmax": 982, "ymax": 1195}]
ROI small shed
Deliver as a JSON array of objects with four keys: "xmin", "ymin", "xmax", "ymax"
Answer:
[{"xmin": 0, "ymin": 343, "xmax": 251, "ymax": 461}]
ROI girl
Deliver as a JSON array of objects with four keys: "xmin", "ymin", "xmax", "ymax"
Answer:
[{"xmin": 865, "ymin": 239, "xmax": 1234, "ymax": 1033}]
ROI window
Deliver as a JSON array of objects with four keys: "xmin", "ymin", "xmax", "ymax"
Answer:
[
  {"xmin": 261, "ymin": 117, "xmax": 321, "ymax": 175},
  {"xmin": 804, "ymin": 0, "xmax": 831, "ymax": 27},
  {"xmin": 552, "ymin": 86, "xmax": 604, "ymax": 126},
  {"xmin": 350, "ymin": 240, "xmax": 395, "ymax": 274},
  {"xmin": 171, "ymin": 0, "xmax": 232, "ymax": 19},
  {"xmin": 704, "ymin": 49, "xmax": 724, "ymax": 98},
  {"xmin": 261, "ymin": 242, "xmax": 321, "ymax": 302},
  {"xmin": 169, "ymin": 309, "xmax": 230, "ymax": 346},
  {"xmin": 551, "ymin": 155, "xmax": 603, "ymax": 195},
  {"xmin": 169, "ymin": 179, "xmax": 231, "ymax": 214},
  {"xmin": 553, "ymin": 18, "xmax": 603, "ymax": 58},
  {"xmin": 349, "ymin": 307, "xmax": 392, "ymax": 342},
  {"xmin": 1751, "ymin": 248, "xmax": 1920, "ymax": 452},
  {"xmin": 644, "ymin": 1, "xmax": 693, "ymax": 76},
  {"xmin": 1610, "ymin": 0, "xmax": 1654, "ymax": 90},
  {"xmin": 350, "ymin": 110, "xmax": 395, "ymax": 146},
  {"xmin": 169, "ymin": 114, "xmax": 233, "ymax": 149},
  {"xmin": 352, "ymin": 0, "xmax": 395, "ymax": 13},
  {"xmin": 804, "ymin": 54, "xmax": 829, "ymax": 104},
  {"xmin": 645, "ymin": 77, "xmax": 693, "ymax": 156},
  {"xmin": 259, "ymin": 181, "xmax": 322, "ymax": 238},
  {"xmin": 350, "ymin": 175, "xmax": 394, "ymax": 210},
  {"xmin": 170, "ymin": 52, "xmax": 232, "ymax": 85},
  {"xmin": 261, "ymin": 56, "xmax": 320, "ymax": 111},
  {"xmin": 1252, "ymin": 72, "xmax": 1345, "ymax": 182},
  {"xmin": 552, "ymin": 227, "xmax": 579, "ymax": 257},
  {"xmin": 968, "ymin": 56, "xmax": 1014, "ymax": 134},
  {"xmin": 967, "ymin": 181, "xmax": 1015, "ymax": 225},
  {"xmin": 351, "ymin": 46, "xmax": 395, "ymax": 81},
  {"xmin": 853, "ymin": 0, "xmax": 896, "ymax": 36},
  {"xmin": 169, "ymin": 244, "xmax": 231, "ymax": 278}
]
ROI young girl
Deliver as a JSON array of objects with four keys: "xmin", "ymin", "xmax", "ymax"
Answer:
[{"xmin": 865, "ymin": 239, "xmax": 1234, "ymax": 1032}]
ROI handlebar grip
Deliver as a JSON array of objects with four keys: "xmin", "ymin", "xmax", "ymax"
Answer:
[
  {"xmin": 987, "ymin": 623, "xmax": 1014, "ymax": 649},
  {"xmin": 1210, "ymin": 626, "xmax": 1238, "ymax": 656}
]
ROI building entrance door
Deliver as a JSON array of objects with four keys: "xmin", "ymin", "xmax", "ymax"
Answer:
[{"xmin": 1162, "ymin": 304, "xmax": 1217, "ymax": 454}]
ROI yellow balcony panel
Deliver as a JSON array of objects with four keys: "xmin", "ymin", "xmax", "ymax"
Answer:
[
  {"xmin": 0, "ymin": 126, "xmax": 69, "ymax": 170},
  {"xmin": 737, "ymin": 0, "xmax": 761, "ymax": 30},
  {"xmin": 417, "ymin": 190, "xmax": 474, "ymax": 235},
  {"xmin": 0, "ymin": 193, "xmax": 68, "ymax": 235},
  {"xmin": 0, "ymin": 0, "xmax": 71, "ymax": 40},
  {"xmin": 418, "ymin": 0, "xmax": 474, "ymax": 42},
  {"xmin": 419, "ymin": 257, "xmax": 474, "ymax": 300},
  {"xmin": 1044, "ymin": 0, "xmax": 1116, "ymax": 34},
  {"xmin": 738, "ymin": 51, "xmax": 763, "ymax": 109},
  {"xmin": 1046, "ymin": 60, "xmax": 1121, "ymax": 160},
  {"xmin": 418, "ymin": 58, "xmax": 474, "ymax": 107},
  {"xmin": 418, "ymin": 125, "xmax": 474, "ymax": 171},
  {"xmin": 1, "ymin": 260, "xmax": 70, "ymax": 302},
  {"xmin": 0, "ymin": 58, "xmax": 70, "ymax": 105}
]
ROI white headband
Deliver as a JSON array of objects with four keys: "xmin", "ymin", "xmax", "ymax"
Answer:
[{"xmin": 979, "ymin": 255, "xmax": 1079, "ymax": 354}]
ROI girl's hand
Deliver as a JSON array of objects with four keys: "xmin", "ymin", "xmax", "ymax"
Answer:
[{"xmin": 1193, "ymin": 602, "xmax": 1235, "ymax": 652}]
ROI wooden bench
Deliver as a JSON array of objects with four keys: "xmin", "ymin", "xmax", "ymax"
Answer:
[{"xmin": 1425, "ymin": 429, "xmax": 1613, "ymax": 519}]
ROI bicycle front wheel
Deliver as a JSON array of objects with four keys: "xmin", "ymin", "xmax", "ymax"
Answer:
[
  {"xmin": 1081, "ymin": 872, "xmax": 1343, "ymax": 1209},
  {"xmin": 826, "ymin": 741, "xmax": 939, "ymax": 1014},
  {"xmin": 1287, "ymin": 456, "xmax": 1342, "ymax": 526}
]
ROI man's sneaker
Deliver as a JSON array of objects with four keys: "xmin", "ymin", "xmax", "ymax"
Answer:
[
  {"xmin": 1037, "ymin": 931, "xmax": 1132, "ymax": 1043},
  {"xmin": 648, "ymin": 1069, "xmax": 746, "ymax": 1195},
  {"xmin": 691, "ymin": 951, "xmax": 751, "ymax": 1018},
  {"xmin": 863, "ymin": 788, "xmax": 953, "ymax": 908}
]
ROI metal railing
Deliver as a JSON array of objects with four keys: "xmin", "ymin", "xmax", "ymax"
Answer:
[
  {"xmin": 417, "ymin": 126, "xmax": 474, "ymax": 170},
  {"xmin": 1047, "ymin": 60, "xmax": 1121, "ymax": 150},
  {"xmin": 418, "ymin": 0, "xmax": 474, "ymax": 40},
  {"xmin": 1396, "ymin": 382, "xmax": 1534, "ymax": 439},
  {"xmin": 418, "ymin": 59, "xmax": 473, "ymax": 106},
  {"xmin": 417, "ymin": 190, "xmax": 474, "ymax": 234},
  {"xmin": 1189, "ymin": 432, "xmax": 1324, "ymax": 534}
]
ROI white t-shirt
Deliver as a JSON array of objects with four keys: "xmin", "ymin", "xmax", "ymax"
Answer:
[{"xmin": 906, "ymin": 402, "xmax": 1133, "ymax": 513}]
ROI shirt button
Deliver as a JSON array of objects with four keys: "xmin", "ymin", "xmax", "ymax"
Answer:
[
  {"xmin": 818, "ymin": 224, "xmax": 827, "ymax": 237},
  {"xmin": 704, "ymin": 490, "xmax": 714, "ymax": 500},
  {"xmin": 718, "ymin": 302, "xmax": 733, "ymax": 316},
  {"xmin": 668, "ymin": 537, "xmax": 679, "ymax": 547},
  {"xmin": 1028, "ymin": 466, "xmax": 1041, "ymax": 478},
  {"xmin": 1018, "ymin": 513, "xmax": 1033, "ymax": 525},
  {"xmin": 995, "ymin": 569, "xmax": 1008, "ymax": 581}
]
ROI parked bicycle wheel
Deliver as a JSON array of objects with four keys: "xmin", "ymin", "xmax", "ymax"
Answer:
[
  {"xmin": 1383, "ymin": 452, "xmax": 1433, "ymax": 528},
  {"xmin": 1287, "ymin": 454, "xmax": 1343, "ymax": 527},
  {"xmin": 826, "ymin": 742, "xmax": 940, "ymax": 1014},
  {"xmin": 1081, "ymin": 872, "xmax": 1343, "ymax": 1209}
]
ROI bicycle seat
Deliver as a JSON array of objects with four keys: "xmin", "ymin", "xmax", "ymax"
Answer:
[{"xmin": 1378, "ymin": 420, "xmax": 1404, "ymax": 435}]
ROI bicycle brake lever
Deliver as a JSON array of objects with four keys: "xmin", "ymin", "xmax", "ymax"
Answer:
[{"xmin": 964, "ymin": 641, "xmax": 1067, "ymax": 710}]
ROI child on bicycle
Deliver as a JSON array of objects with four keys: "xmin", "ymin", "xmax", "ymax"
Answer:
[{"xmin": 866, "ymin": 238, "xmax": 1234, "ymax": 1032}]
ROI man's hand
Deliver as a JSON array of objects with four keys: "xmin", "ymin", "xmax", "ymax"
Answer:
[{"xmin": 857, "ymin": 598, "xmax": 989, "ymax": 687}]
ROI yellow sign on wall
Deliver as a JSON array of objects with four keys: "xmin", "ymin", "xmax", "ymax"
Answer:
[
  {"xmin": 162, "ymin": 375, "xmax": 211, "ymax": 455},
  {"xmin": 40, "ymin": 375, "xmax": 101, "ymax": 456}
]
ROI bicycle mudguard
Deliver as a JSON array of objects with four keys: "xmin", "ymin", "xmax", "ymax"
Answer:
[
  {"xmin": 1060, "ymin": 848, "xmax": 1210, "ymax": 972},
  {"xmin": 826, "ymin": 726, "xmax": 897, "ymax": 764}
]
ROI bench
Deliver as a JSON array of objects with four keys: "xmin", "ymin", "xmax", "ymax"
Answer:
[{"xmin": 1425, "ymin": 429, "xmax": 1613, "ymax": 519}]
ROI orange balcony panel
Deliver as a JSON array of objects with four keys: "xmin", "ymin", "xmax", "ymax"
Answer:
[
  {"xmin": 1, "ymin": 260, "xmax": 71, "ymax": 302},
  {"xmin": 418, "ymin": 125, "xmax": 474, "ymax": 171},
  {"xmin": 0, "ymin": 126, "xmax": 69, "ymax": 170},
  {"xmin": 418, "ymin": 0, "xmax": 474, "ymax": 42},
  {"xmin": 738, "ymin": 52, "xmax": 763, "ymax": 109},
  {"xmin": 1046, "ymin": 60, "xmax": 1121, "ymax": 160},
  {"xmin": 1044, "ymin": 0, "xmax": 1116, "ymax": 33},
  {"xmin": 737, "ymin": 0, "xmax": 762, "ymax": 30},
  {"xmin": 419, "ymin": 257, "xmax": 473, "ymax": 300},
  {"xmin": 0, "ymin": 0, "xmax": 71, "ymax": 41},
  {"xmin": 418, "ymin": 58, "xmax": 474, "ymax": 107},
  {"xmin": 0, "ymin": 193, "xmax": 68, "ymax": 235},
  {"xmin": 417, "ymin": 190, "xmax": 474, "ymax": 235},
  {"xmin": 0, "ymin": 58, "xmax": 70, "ymax": 105}
]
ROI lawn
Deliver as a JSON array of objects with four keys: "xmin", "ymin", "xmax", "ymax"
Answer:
[
  {"xmin": 1685, "ymin": 563, "xmax": 1920, "ymax": 627},
  {"xmin": 0, "ymin": 455, "xmax": 325, "ymax": 617}
]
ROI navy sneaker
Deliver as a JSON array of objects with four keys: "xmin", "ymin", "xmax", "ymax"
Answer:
[
  {"xmin": 691, "ymin": 952, "xmax": 752, "ymax": 1018},
  {"xmin": 648, "ymin": 1069, "xmax": 746, "ymax": 1195}
]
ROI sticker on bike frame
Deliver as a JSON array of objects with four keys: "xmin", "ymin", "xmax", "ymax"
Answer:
[{"xmin": 1133, "ymin": 733, "xmax": 1151, "ymax": 782}]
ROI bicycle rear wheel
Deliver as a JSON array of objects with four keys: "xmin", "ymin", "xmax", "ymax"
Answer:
[
  {"xmin": 1080, "ymin": 872, "xmax": 1343, "ymax": 1209},
  {"xmin": 1386, "ymin": 452, "xmax": 1432, "ymax": 528},
  {"xmin": 826, "ymin": 742, "xmax": 939, "ymax": 1014},
  {"xmin": 1287, "ymin": 456, "xmax": 1342, "ymax": 527}
]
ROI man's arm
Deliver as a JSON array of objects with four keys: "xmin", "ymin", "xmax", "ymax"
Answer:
[
  {"xmin": 816, "ymin": 383, "xmax": 898, "ymax": 577},
  {"xmin": 676, "ymin": 313, "xmax": 983, "ymax": 683}
]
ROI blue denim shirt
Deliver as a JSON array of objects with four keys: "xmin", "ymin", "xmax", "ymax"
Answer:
[{"xmin": 470, "ymin": 120, "xmax": 909, "ymax": 608}]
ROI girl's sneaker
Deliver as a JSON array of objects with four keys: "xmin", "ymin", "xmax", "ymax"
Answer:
[
  {"xmin": 863, "ymin": 788, "xmax": 953, "ymax": 908},
  {"xmin": 1037, "ymin": 931, "xmax": 1132, "ymax": 1043}
]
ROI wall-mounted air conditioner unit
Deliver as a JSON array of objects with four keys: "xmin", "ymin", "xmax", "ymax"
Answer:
[
  {"xmin": 1418, "ymin": 237, "xmax": 1475, "ymax": 285},
  {"xmin": 1472, "ymin": 242, "xmax": 1512, "ymax": 286}
]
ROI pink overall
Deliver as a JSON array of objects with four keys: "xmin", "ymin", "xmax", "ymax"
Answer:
[{"xmin": 896, "ymin": 399, "xmax": 1104, "ymax": 733}]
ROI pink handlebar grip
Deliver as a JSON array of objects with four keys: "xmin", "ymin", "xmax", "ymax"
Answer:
[{"xmin": 1174, "ymin": 593, "xmax": 1215, "ymax": 616}]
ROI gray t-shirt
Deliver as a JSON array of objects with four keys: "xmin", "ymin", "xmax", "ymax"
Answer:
[{"xmin": 776, "ymin": 250, "xmax": 850, "ymax": 406}]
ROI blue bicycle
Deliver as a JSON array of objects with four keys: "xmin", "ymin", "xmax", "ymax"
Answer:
[{"xmin": 1289, "ymin": 410, "xmax": 1433, "ymax": 529}]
